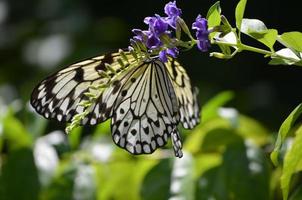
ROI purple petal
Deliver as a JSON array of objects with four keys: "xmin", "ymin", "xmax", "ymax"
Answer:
[
  {"xmin": 166, "ymin": 47, "xmax": 179, "ymax": 58},
  {"xmin": 159, "ymin": 50, "xmax": 168, "ymax": 62},
  {"xmin": 165, "ymin": 16, "xmax": 178, "ymax": 29},
  {"xmin": 192, "ymin": 15, "xmax": 208, "ymax": 31},
  {"xmin": 146, "ymin": 34, "xmax": 161, "ymax": 48},
  {"xmin": 154, "ymin": 16, "xmax": 168, "ymax": 35},
  {"xmin": 164, "ymin": 1, "xmax": 182, "ymax": 17},
  {"xmin": 144, "ymin": 17, "xmax": 156, "ymax": 25},
  {"xmin": 197, "ymin": 40, "xmax": 210, "ymax": 52}
]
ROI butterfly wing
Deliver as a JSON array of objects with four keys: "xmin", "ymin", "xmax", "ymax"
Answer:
[
  {"xmin": 166, "ymin": 58, "xmax": 200, "ymax": 129},
  {"xmin": 31, "ymin": 51, "xmax": 197, "ymax": 157},
  {"xmin": 30, "ymin": 52, "xmax": 137, "ymax": 125},
  {"xmin": 111, "ymin": 59, "xmax": 183, "ymax": 157}
]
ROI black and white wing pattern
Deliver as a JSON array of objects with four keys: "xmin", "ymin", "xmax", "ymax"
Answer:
[
  {"xmin": 111, "ymin": 59, "xmax": 183, "ymax": 157},
  {"xmin": 31, "ymin": 52, "xmax": 200, "ymax": 158},
  {"xmin": 166, "ymin": 58, "xmax": 200, "ymax": 129},
  {"xmin": 31, "ymin": 53, "xmax": 137, "ymax": 125}
]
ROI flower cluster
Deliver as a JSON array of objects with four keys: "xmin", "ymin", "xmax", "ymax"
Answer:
[
  {"xmin": 132, "ymin": 1, "xmax": 182, "ymax": 62},
  {"xmin": 131, "ymin": 1, "xmax": 210, "ymax": 62},
  {"xmin": 192, "ymin": 15, "xmax": 210, "ymax": 52}
]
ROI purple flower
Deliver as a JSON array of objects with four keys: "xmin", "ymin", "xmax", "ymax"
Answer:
[
  {"xmin": 132, "ymin": 29, "xmax": 146, "ymax": 42},
  {"xmin": 167, "ymin": 47, "xmax": 179, "ymax": 58},
  {"xmin": 192, "ymin": 15, "xmax": 210, "ymax": 52},
  {"xmin": 146, "ymin": 34, "xmax": 161, "ymax": 48},
  {"xmin": 132, "ymin": 28, "xmax": 162, "ymax": 49},
  {"xmin": 165, "ymin": 1, "xmax": 182, "ymax": 17},
  {"xmin": 164, "ymin": 1, "xmax": 182, "ymax": 29},
  {"xmin": 159, "ymin": 50, "xmax": 168, "ymax": 62},
  {"xmin": 159, "ymin": 47, "xmax": 179, "ymax": 62},
  {"xmin": 144, "ymin": 15, "xmax": 168, "ymax": 36}
]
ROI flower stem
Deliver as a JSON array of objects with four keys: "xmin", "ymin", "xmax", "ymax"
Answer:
[{"xmin": 212, "ymin": 40, "xmax": 300, "ymax": 63}]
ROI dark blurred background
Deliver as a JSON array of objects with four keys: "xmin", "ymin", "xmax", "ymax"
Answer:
[{"xmin": 1, "ymin": 0, "xmax": 301, "ymax": 130}]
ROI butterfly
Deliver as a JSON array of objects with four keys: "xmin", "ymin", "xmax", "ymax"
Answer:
[{"xmin": 30, "ymin": 51, "xmax": 200, "ymax": 157}]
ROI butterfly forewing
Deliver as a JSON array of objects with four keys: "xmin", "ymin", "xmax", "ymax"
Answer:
[{"xmin": 30, "ymin": 52, "xmax": 136, "ymax": 124}]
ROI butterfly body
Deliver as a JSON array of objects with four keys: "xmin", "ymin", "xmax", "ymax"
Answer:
[{"xmin": 31, "ymin": 51, "xmax": 200, "ymax": 157}]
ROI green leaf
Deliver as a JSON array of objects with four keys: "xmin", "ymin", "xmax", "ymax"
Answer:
[
  {"xmin": 184, "ymin": 118, "xmax": 231, "ymax": 154},
  {"xmin": 196, "ymin": 139, "xmax": 270, "ymax": 200},
  {"xmin": 269, "ymin": 57, "xmax": 294, "ymax": 66},
  {"xmin": 68, "ymin": 127, "xmax": 82, "ymax": 150},
  {"xmin": 237, "ymin": 115, "xmax": 270, "ymax": 145},
  {"xmin": 269, "ymin": 48, "xmax": 301, "ymax": 66},
  {"xmin": 206, "ymin": 1, "xmax": 221, "ymax": 27},
  {"xmin": 2, "ymin": 113, "xmax": 32, "ymax": 150},
  {"xmin": 141, "ymin": 159, "xmax": 172, "ymax": 200},
  {"xmin": 93, "ymin": 119, "xmax": 111, "ymax": 138},
  {"xmin": 270, "ymin": 104, "xmax": 302, "ymax": 166},
  {"xmin": 280, "ymin": 32, "xmax": 302, "ymax": 52},
  {"xmin": 241, "ymin": 18, "xmax": 277, "ymax": 50},
  {"xmin": 195, "ymin": 166, "xmax": 227, "ymax": 200},
  {"xmin": 241, "ymin": 18, "xmax": 267, "ymax": 32},
  {"xmin": 0, "ymin": 148, "xmax": 40, "ymax": 200},
  {"xmin": 281, "ymin": 126, "xmax": 302, "ymax": 200},
  {"xmin": 41, "ymin": 161, "xmax": 78, "ymax": 200},
  {"xmin": 222, "ymin": 141, "xmax": 270, "ymax": 200},
  {"xmin": 290, "ymin": 186, "xmax": 302, "ymax": 200},
  {"xmin": 235, "ymin": 0, "xmax": 247, "ymax": 35},
  {"xmin": 194, "ymin": 154, "xmax": 222, "ymax": 178},
  {"xmin": 202, "ymin": 91, "xmax": 234, "ymax": 122},
  {"xmin": 201, "ymin": 128, "xmax": 242, "ymax": 152},
  {"xmin": 23, "ymin": 105, "xmax": 47, "ymax": 139},
  {"xmin": 96, "ymin": 159, "xmax": 155, "ymax": 200}
]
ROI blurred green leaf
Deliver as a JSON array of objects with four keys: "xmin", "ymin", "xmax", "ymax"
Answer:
[
  {"xmin": 206, "ymin": 1, "xmax": 221, "ymax": 28},
  {"xmin": 241, "ymin": 18, "xmax": 278, "ymax": 50},
  {"xmin": 41, "ymin": 159, "xmax": 97, "ymax": 200},
  {"xmin": 41, "ymin": 161, "xmax": 77, "ymax": 200},
  {"xmin": 93, "ymin": 119, "xmax": 111, "ymax": 139},
  {"xmin": 184, "ymin": 118, "xmax": 231, "ymax": 154},
  {"xmin": 271, "ymin": 104, "xmax": 302, "ymax": 166},
  {"xmin": 141, "ymin": 159, "xmax": 172, "ymax": 200},
  {"xmin": 281, "ymin": 126, "xmax": 302, "ymax": 200},
  {"xmin": 237, "ymin": 115, "xmax": 270, "ymax": 145},
  {"xmin": 235, "ymin": 0, "xmax": 247, "ymax": 36},
  {"xmin": 280, "ymin": 32, "xmax": 302, "ymax": 52},
  {"xmin": 201, "ymin": 128, "xmax": 242, "ymax": 152},
  {"xmin": 202, "ymin": 91, "xmax": 234, "ymax": 122},
  {"xmin": 24, "ymin": 108, "xmax": 47, "ymax": 139},
  {"xmin": 73, "ymin": 164, "xmax": 97, "ymax": 200},
  {"xmin": 2, "ymin": 112, "xmax": 32, "ymax": 150},
  {"xmin": 68, "ymin": 127, "xmax": 82, "ymax": 150},
  {"xmin": 196, "ymin": 136, "xmax": 270, "ymax": 200},
  {"xmin": 290, "ymin": 186, "xmax": 302, "ymax": 200},
  {"xmin": 222, "ymin": 140, "xmax": 270, "ymax": 200},
  {"xmin": 96, "ymin": 159, "xmax": 155, "ymax": 200},
  {"xmin": 195, "ymin": 166, "xmax": 227, "ymax": 200},
  {"xmin": 194, "ymin": 153, "xmax": 222, "ymax": 180},
  {"xmin": 0, "ymin": 148, "xmax": 40, "ymax": 200}
]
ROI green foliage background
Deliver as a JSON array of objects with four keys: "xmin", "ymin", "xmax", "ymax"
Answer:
[{"xmin": 1, "ymin": 0, "xmax": 302, "ymax": 200}]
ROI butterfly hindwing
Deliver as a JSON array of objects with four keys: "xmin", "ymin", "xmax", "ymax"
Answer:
[
  {"xmin": 166, "ymin": 58, "xmax": 200, "ymax": 129},
  {"xmin": 111, "ymin": 59, "xmax": 182, "ymax": 155}
]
